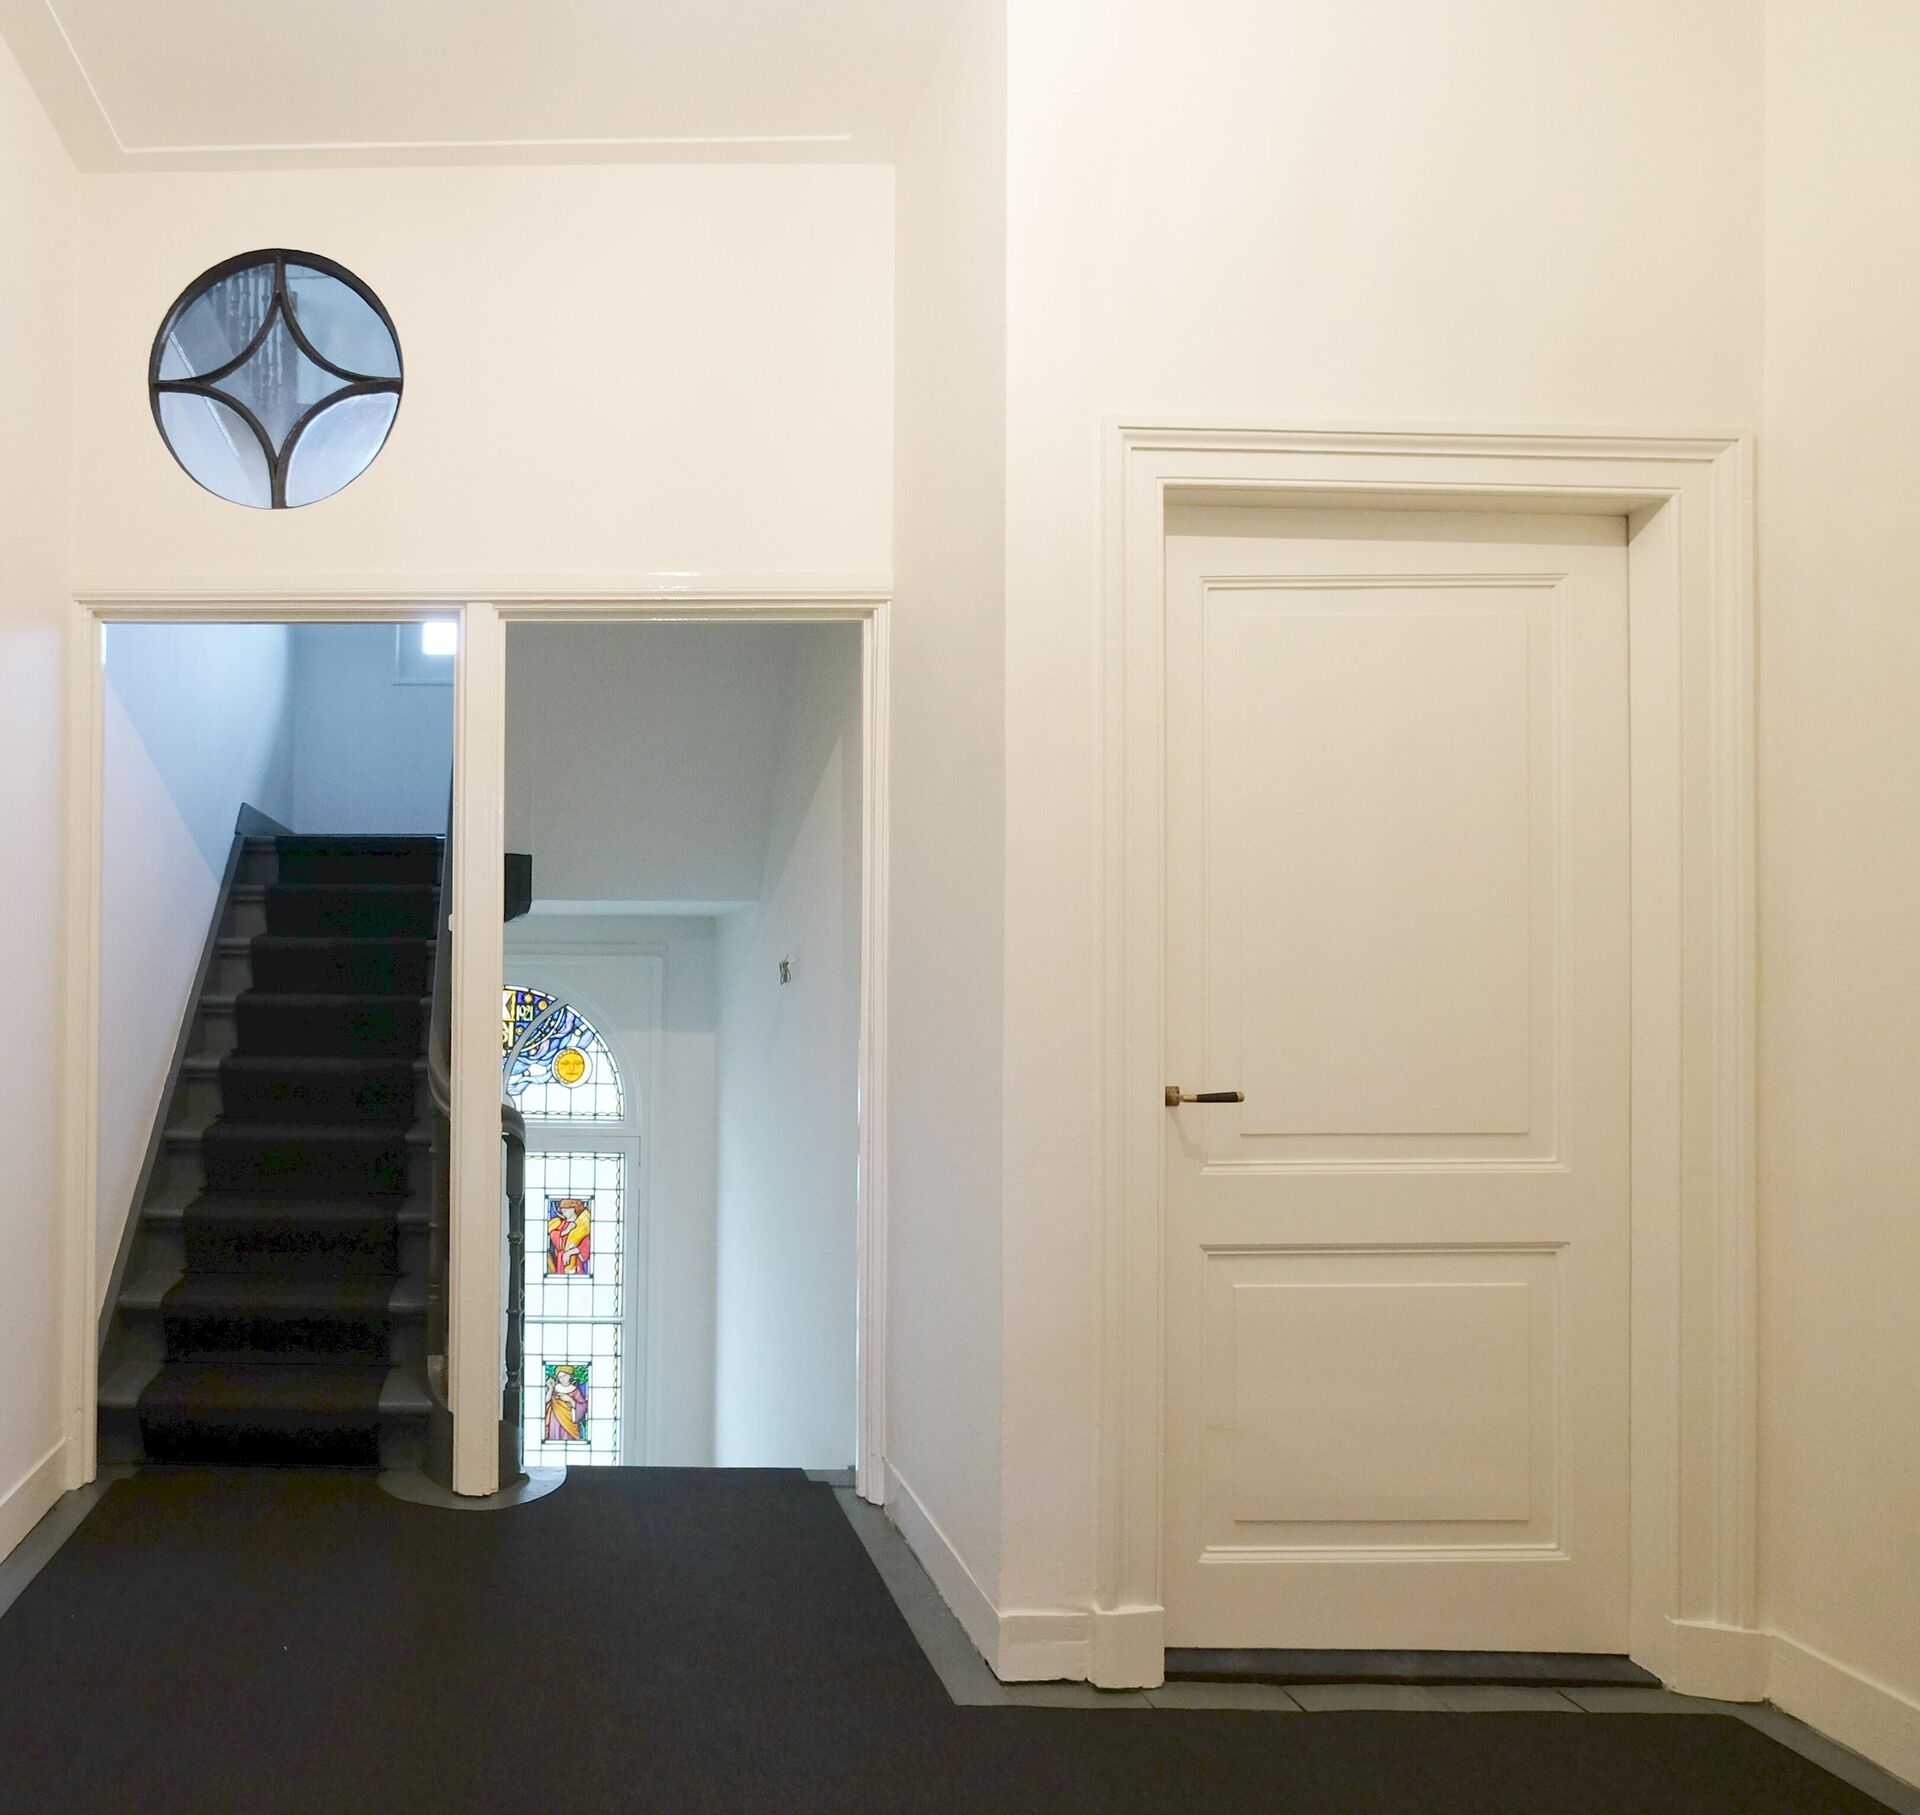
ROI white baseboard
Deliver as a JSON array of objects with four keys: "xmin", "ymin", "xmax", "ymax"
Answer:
[
  {"xmin": 883, "ymin": 1463, "xmax": 1004, "ymax": 1670},
  {"xmin": 0, "ymin": 1440, "xmax": 67, "ymax": 1564},
  {"xmin": 883, "ymin": 1462, "xmax": 1094, "ymax": 1682},
  {"xmin": 998, "ymin": 1610, "xmax": 1089, "ymax": 1682},
  {"xmin": 1665, "ymin": 1618, "xmax": 1771, "ymax": 1702},
  {"xmin": 1770, "ymin": 1631, "xmax": 1920, "ymax": 1792}
]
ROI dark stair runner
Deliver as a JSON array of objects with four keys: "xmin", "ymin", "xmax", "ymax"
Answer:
[{"xmin": 136, "ymin": 837, "xmax": 441, "ymax": 1467}]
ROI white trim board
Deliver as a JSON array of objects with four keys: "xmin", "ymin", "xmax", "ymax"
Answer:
[
  {"xmin": 1096, "ymin": 422, "xmax": 1757, "ymax": 1693},
  {"xmin": 61, "ymin": 584, "xmax": 891, "ymax": 1508},
  {"xmin": 0, "ymin": 1442, "xmax": 68, "ymax": 1567}
]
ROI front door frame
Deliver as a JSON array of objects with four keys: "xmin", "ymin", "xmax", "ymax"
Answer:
[
  {"xmin": 64, "ymin": 584, "xmax": 890, "ymax": 1505},
  {"xmin": 1093, "ymin": 423, "xmax": 1758, "ymax": 1696}
]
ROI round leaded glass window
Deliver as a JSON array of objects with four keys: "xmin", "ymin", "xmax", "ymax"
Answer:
[{"xmin": 149, "ymin": 250, "xmax": 402, "ymax": 510}]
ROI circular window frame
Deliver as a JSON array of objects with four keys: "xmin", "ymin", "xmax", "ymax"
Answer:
[{"xmin": 148, "ymin": 247, "xmax": 404, "ymax": 510}]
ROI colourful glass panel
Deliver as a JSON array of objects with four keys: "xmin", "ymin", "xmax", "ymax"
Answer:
[
  {"xmin": 523, "ymin": 1150, "xmax": 625, "ymax": 1466},
  {"xmin": 545, "ymin": 1195, "xmax": 592, "ymax": 1277},
  {"xmin": 543, "ymin": 1362, "xmax": 589, "ymax": 1443},
  {"xmin": 501, "ymin": 986, "xmax": 624, "ymax": 1122}
]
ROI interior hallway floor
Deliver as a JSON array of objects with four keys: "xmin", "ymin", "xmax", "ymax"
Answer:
[{"xmin": 0, "ymin": 1465, "xmax": 1911, "ymax": 1814}]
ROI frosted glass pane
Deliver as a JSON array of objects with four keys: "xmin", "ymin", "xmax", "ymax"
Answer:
[
  {"xmin": 218, "ymin": 314, "xmax": 340, "ymax": 452},
  {"xmin": 156, "ymin": 390, "xmax": 271, "ymax": 509},
  {"xmin": 157, "ymin": 261, "xmax": 274, "ymax": 379},
  {"xmin": 286, "ymin": 264, "xmax": 401, "ymax": 378},
  {"xmin": 283, "ymin": 390, "xmax": 400, "ymax": 507}
]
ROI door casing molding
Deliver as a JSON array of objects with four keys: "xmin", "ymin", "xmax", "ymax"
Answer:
[
  {"xmin": 1094, "ymin": 423, "xmax": 1756, "ymax": 1693},
  {"xmin": 63, "ymin": 582, "xmax": 890, "ymax": 1505}
]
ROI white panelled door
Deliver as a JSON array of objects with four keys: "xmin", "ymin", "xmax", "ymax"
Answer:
[{"xmin": 1161, "ymin": 507, "xmax": 1631, "ymax": 1651}]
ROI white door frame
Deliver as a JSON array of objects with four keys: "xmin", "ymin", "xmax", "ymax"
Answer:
[
  {"xmin": 63, "ymin": 582, "xmax": 890, "ymax": 1506},
  {"xmin": 1093, "ymin": 423, "xmax": 1759, "ymax": 1697}
]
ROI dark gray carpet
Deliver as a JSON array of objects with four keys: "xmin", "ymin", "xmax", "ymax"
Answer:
[{"xmin": 0, "ymin": 1468, "xmax": 1889, "ymax": 1814}]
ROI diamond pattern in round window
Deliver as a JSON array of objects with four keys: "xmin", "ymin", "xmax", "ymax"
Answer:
[{"xmin": 149, "ymin": 249, "xmax": 402, "ymax": 510}]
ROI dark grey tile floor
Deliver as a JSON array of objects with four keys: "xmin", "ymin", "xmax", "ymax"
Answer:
[{"xmin": 832, "ymin": 1490, "xmax": 1920, "ymax": 1815}]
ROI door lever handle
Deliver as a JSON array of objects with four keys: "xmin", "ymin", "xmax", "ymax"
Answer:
[{"xmin": 1164, "ymin": 1086, "xmax": 1245, "ymax": 1107}]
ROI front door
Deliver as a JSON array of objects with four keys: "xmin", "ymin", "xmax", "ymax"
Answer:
[{"xmin": 1162, "ymin": 506, "xmax": 1631, "ymax": 1651}]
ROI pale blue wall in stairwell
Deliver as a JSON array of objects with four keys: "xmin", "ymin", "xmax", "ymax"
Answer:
[
  {"xmin": 98, "ymin": 621, "xmax": 299, "ymax": 1300},
  {"xmin": 288, "ymin": 623, "xmax": 455, "ymax": 835},
  {"xmin": 103, "ymin": 622, "xmax": 296, "ymax": 864}
]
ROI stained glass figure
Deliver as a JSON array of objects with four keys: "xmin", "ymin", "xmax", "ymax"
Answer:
[
  {"xmin": 544, "ymin": 1363, "xmax": 589, "ymax": 1443},
  {"xmin": 545, "ymin": 1196, "xmax": 592, "ymax": 1276}
]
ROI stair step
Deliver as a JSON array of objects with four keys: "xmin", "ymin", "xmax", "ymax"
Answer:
[
  {"xmin": 256, "ymin": 884, "xmax": 440, "ymax": 938},
  {"xmin": 270, "ymin": 836, "xmax": 444, "ymax": 887},
  {"xmin": 143, "ymin": 1185, "xmax": 429, "ymax": 1275},
  {"xmin": 216, "ymin": 1053, "xmax": 421, "ymax": 1124},
  {"xmin": 133, "ymin": 1362, "xmax": 397, "ymax": 1467},
  {"xmin": 143, "ymin": 1184, "xmax": 432, "ymax": 1229},
  {"xmin": 118, "ymin": 1266, "xmax": 424, "ymax": 1366},
  {"xmin": 245, "ymin": 935, "xmax": 435, "ymax": 996},
  {"xmin": 235, "ymin": 991, "xmax": 431, "ymax": 1057},
  {"xmin": 194, "ymin": 1121, "xmax": 422, "ymax": 1198}
]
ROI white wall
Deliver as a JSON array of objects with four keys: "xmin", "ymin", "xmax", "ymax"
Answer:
[
  {"xmin": 71, "ymin": 165, "xmax": 893, "ymax": 587},
  {"xmin": 507, "ymin": 622, "xmax": 803, "ymax": 909},
  {"xmin": 994, "ymin": 0, "xmax": 1765, "ymax": 1626},
  {"xmin": 887, "ymin": 0, "xmax": 1008, "ymax": 1608},
  {"xmin": 713, "ymin": 625, "xmax": 862, "ymax": 1467},
  {"xmin": 289, "ymin": 623, "xmax": 453, "ymax": 835},
  {"xmin": 505, "ymin": 917, "xmax": 719, "ymax": 1467},
  {"xmin": 97, "ymin": 624, "xmax": 296, "ymax": 1301},
  {"xmin": 1758, "ymin": 0, "xmax": 1920, "ymax": 1776},
  {"xmin": 0, "ymin": 35, "xmax": 74, "ymax": 1548}
]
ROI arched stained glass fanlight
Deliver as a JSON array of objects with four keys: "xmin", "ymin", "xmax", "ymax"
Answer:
[
  {"xmin": 502, "ymin": 987, "xmax": 625, "ymax": 1123},
  {"xmin": 149, "ymin": 250, "xmax": 402, "ymax": 509}
]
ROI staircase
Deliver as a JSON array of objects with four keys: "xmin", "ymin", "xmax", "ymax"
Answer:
[{"xmin": 99, "ymin": 835, "xmax": 445, "ymax": 1469}]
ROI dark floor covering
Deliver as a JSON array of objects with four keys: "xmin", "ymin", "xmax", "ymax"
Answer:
[{"xmin": 0, "ymin": 1467, "xmax": 1889, "ymax": 1815}]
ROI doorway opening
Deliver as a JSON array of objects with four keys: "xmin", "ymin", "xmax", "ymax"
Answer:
[
  {"xmin": 502, "ymin": 619, "xmax": 865, "ymax": 1476},
  {"xmin": 93, "ymin": 617, "xmax": 456, "ymax": 1472}
]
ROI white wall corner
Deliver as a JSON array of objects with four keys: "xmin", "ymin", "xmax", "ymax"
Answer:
[
  {"xmin": 885, "ymin": 1462, "xmax": 1096, "ymax": 1684},
  {"xmin": 1663, "ymin": 1618, "xmax": 1771, "ymax": 1702},
  {"xmin": 1769, "ymin": 1634, "xmax": 1920, "ymax": 1793},
  {"xmin": 1087, "ymin": 1604, "xmax": 1166, "ymax": 1690},
  {"xmin": 0, "ymin": 1440, "xmax": 67, "ymax": 1566}
]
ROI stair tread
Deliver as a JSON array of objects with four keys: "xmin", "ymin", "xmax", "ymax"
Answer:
[
  {"xmin": 236, "ymin": 991, "xmax": 432, "ymax": 1007},
  {"xmin": 120, "ymin": 1263, "xmax": 425, "ymax": 1316},
  {"xmin": 170, "ymin": 1117, "xmax": 432, "ymax": 1146},
  {"xmin": 201, "ymin": 1053, "xmax": 429, "ymax": 1074},
  {"xmin": 100, "ymin": 1357, "xmax": 434, "ymax": 1418},
  {"xmin": 143, "ymin": 1185, "xmax": 431, "ymax": 1227},
  {"xmin": 236, "ymin": 882, "xmax": 439, "ymax": 897}
]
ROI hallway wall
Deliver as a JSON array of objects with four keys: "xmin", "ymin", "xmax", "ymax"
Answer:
[
  {"xmin": 713, "ymin": 625, "xmax": 862, "ymax": 1468},
  {"xmin": 888, "ymin": 0, "xmax": 1008, "ymax": 1622},
  {"xmin": 69, "ymin": 165, "xmax": 892, "ymax": 587},
  {"xmin": 288, "ymin": 622, "xmax": 453, "ymax": 835},
  {"xmin": 1757, "ymin": 0, "xmax": 1920, "ymax": 1777},
  {"xmin": 992, "ymin": 0, "xmax": 1765, "ymax": 1644},
  {"xmin": 0, "ymin": 31, "xmax": 75, "ymax": 1553}
]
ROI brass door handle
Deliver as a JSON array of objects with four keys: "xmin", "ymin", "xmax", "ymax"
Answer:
[{"xmin": 1164, "ymin": 1086, "xmax": 1245, "ymax": 1106}]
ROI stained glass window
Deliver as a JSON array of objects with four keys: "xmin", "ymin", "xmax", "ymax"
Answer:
[
  {"xmin": 502, "ymin": 987, "xmax": 624, "ymax": 1122},
  {"xmin": 521, "ymin": 1149, "xmax": 625, "ymax": 1467}
]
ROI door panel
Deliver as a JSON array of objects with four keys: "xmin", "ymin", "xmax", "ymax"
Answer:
[{"xmin": 1163, "ymin": 507, "xmax": 1630, "ymax": 1652}]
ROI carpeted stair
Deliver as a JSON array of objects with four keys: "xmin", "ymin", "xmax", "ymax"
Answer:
[{"xmin": 98, "ymin": 835, "xmax": 443, "ymax": 1469}]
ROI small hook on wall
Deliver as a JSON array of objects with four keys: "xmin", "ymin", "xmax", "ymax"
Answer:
[{"xmin": 778, "ymin": 957, "xmax": 792, "ymax": 985}]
